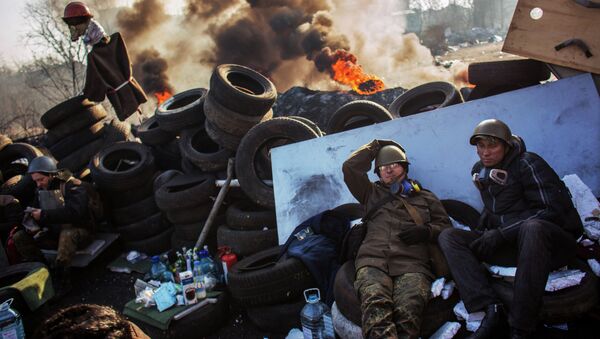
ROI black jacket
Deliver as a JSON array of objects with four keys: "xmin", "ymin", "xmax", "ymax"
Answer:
[{"xmin": 472, "ymin": 137, "xmax": 583, "ymax": 239}]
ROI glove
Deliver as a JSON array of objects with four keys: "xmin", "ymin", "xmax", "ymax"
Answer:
[
  {"xmin": 398, "ymin": 225, "xmax": 430, "ymax": 245},
  {"xmin": 469, "ymin": 229, "xmax": 505, "ymax": 259}
]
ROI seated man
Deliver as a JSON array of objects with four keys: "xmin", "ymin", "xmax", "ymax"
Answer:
[
  {"xmin": 12, "ymin": 156, "xmax": 96, "ymax": 294},
  {"xmin": 439, "ymin": 119, "xmax": 583, "ymax": 339},
  {"xmin": 343, "ymin": 139, "xmax": 451, "ymax": 338}
]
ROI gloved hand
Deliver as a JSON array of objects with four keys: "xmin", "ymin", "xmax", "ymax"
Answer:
[
  {"xmin": 469, "ymin": 229, "xmax": 505, "ymax": 259},
  {"xmin": 398, "ymin": 225, "xmax": 430, "ymax": 245}
]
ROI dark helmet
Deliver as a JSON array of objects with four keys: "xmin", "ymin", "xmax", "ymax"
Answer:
[
  {"xmin": 62, "ymin": 2, "xmax": 93, "ymax": 25},
  {"xmin": 374, "ymin": 143, "xmax": 410, "ymax": 175},
  {"xmin": 28, "ymin": 156, "xmax": 58, "ymax": 174},
  {"xmin": 469, "ymin": 119, "xmax": 512, "ymax": 145}
]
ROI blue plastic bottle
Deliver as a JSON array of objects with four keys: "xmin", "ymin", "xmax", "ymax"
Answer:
[
  {"xmin": 300, "ymin": 288, "xmax": 334, "ymax": 339},
  {"xmin": 0, "ymin": 299, "xmax": 25, "ymax": 339},
  {"xmin": 198, "ymin": 248, "xmax": 218, "ymax": 291},
  {"xmin": 150, "ymin": 255, "xmax": 167, "ymax": 281}
]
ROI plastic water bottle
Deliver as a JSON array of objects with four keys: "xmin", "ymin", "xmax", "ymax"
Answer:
[
  {"xmin": 198, "ymin": 248, "xmax": 218, "ymax": 291},
  {"xmin": 193, "ymin": 260, "xmax": 206, "ymax": 300},
  {"xmin": 150, "ymin": 255, "xmax": 167, "ymax": 281},
  {"xmin": 300, "ymin": 288, "xmax": 334, "ymax": 339},
  {"xmin": 0, "ymin": 299, "xmax": 25, "ymax": 339}
]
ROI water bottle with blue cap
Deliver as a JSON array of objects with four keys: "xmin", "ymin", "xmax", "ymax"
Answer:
[
  {"xmin": 0, "ymin": 298, "xmax": 25, "ymax": 339},
  {"xmin": 300, "ymin": 288, "xmax": 334, "ymax": 339}
]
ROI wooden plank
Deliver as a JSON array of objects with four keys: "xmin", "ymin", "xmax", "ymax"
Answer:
[{"xmin": 503, "ymin": 0, "xmax": 600, "ymax": 74}]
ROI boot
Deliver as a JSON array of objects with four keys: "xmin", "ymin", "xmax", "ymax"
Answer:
[
  {"xmin": 51, "ymin": 266, "xmax": 72, "ymax": 300},
  {"xmin": 466, "ymin": 304, "xmax": 508, "ymax": 339}
]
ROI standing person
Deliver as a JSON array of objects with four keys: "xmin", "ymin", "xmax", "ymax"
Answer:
[
  {"xmin": 12, "ymin": 156, "xmax": 96, "ymax": 296},
  {"xmin": 343, "ymin": 139, "xmax": 451, "ymax": 339},
  {"xmin": 438, "ymin": 119, "xmax": 583, "ymax": 339}
]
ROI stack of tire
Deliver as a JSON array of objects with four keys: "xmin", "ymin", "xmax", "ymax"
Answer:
[
  {"xmin": 40, "ymin": 96, "xmax": 131, "ymax": 175},
  {"xmin": 0, "ymin": 140, "xmax": 43, "ymax": 208},
  {"xmin": 133, "ymin": 115, "xmax": 179, "ymax": 171},
  {"xmin": 89, "ymin": 141, "xmax": 171, "ymax": 255}
]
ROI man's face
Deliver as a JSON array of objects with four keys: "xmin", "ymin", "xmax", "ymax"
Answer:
[
  {"xmin": 31, "ymin": 173, "xmax": 51, "ymax": 190},
  {"xmin": 378, "ymin": 162, "xmax": 406, "ymax": 185},
  {"xmin": 476, "ymin": 138, "xmax": 506, "ymax": 168},
  {"xmin": 69, "ymin": 22, "xmax": 88, "ymax": 42}
]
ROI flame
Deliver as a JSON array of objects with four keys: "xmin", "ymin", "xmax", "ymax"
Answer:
[
  {"xmin": 330, "ymin": 50, "xmax": 385, "ymax": 95},
  {"xmin": 154, "ymin": 90, "xmax": 172, "ymax": 104}
]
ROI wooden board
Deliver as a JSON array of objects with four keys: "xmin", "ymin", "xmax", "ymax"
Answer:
[{"xmin": 503, "ymin": 0, "xmax": 600, "ymax": 74}]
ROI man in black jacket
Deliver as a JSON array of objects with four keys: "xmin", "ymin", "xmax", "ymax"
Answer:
[
  {"xmin": 12, "ymin": 156, "xmax": 94, "ymax": 294},
  {"xmin": 439, "ymin": 119, "xmax": 583, "ymax": 339}
]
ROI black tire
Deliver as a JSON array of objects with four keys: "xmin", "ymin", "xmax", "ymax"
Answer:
[
  {"xmin": 468, "ymin": 59, "xmax": 551, "ymax": 87},
  {"xmin": 179, "ymin": 126, "xmax": 233, "ymax": 172},
  {"xmin": 0, "ymin": 143, "xmax": 44, "ymax": 168},
  {"xmin": 327, "ymin": 100, "xmax": 393, "ymax": 134},
  {"xmin": 134, "ymin": 291, "xmax": 229, "ymax": 338},
  {"xmin": 103, "ymin": 173, "xmax": 156, "ymax": 209},
  {"xmin": 227, "ymin": 246, "xmax": 315, "ymax": 307},
  {"xmin": 116, "ymin": 212, "xmax": 166, "ymax": 242},
  {"xmin": 155, "ymin": 88, "xmax": 207, "ymax": 132},
  {"xmin": 204, "ymin": 118, "xmax": 243, "ymax": 151},
  {"xmin": 490, "ymin": 260, "xmax": 598, "ymax": 323},
  {"xmin": 40, "ymin": 95, "xmax": 95, "ymax": 129},
  {"xmin": 45, "ymin": 105, "xmax": 107, "ymax": 144},
  {"xmin": 180, "ymin": 157, "xmax": 203, "ymax": 175},
  {"xmin": 209, "ymin": 64, "xmax": 277, "ymax": 116},
  {"xmin": 466, "ymin": 83, "xmax": 536, "ymax": 101},
  {"xmin": 122, "ymin": 227, "xmax": 173, "ymax": 255},
  {"xmin": 288, "ymin": 116, "xmax": 324, "ymax": 136},
  {"xmin": 388, "ymin": 81, "xmax": 463, "ymax": 117},
  {"xmin": 166, "ymin": 203, "xmax": 212, "ymax": 225},
  {"xmin": 154, "ymin": 173, "xmax": 217, "ymax": 211},
  {"xmin": 225, "ymin": 200, "xmax": 276, "ymax": 230},
  {"xmin": 440, "ymin": 199, "xmax": 480, "ymax": 230},
  {"xmin": 90, "ymin": 141, "xmax": 157, "ymax": 192},
  {"xmin": 153, "ymin": 169, "xmax": 183, "ymax": 192},
  {"xmin": 0, "ymin": 134, "xmax": 13, "ymax": 152},
  {"xmin": 245, "ymin": 298, "xmax": 304, "ymax": 333},
  {"xmin": 134, "ymin": 115, "xmax": 176, "ymax": 146},
  {"xmin": 57, "ymin": 137, "xmax": 105, "ymax": 173},
  {"xmin": 235, "ymin": 117, "xmax": 319, "ymax": 208},
  {"xmin": 334, "ymin": 260, "xmax": 460, "ymax": 337},
  {"xmin": 170, "ymin": 232, "xmax": 196, "ymax": 250},
  {"xmin": 111, "ymin": 194, "xmax": 159, "ymax": 226},
  {"xmin": 203, "ymin": 91, "xmax": 272, "ymax": 137},
  {"xmin": 217, "ymin": 224, "xmax": 278, "ymax": 258},
  {"xmin": 173, "ymin": 221, "xmax": 205, "ymax": 240},
  {"xmin": 151, "ymin": 138, "xmax": 182, "ymax": 171},
  {"xmin": 0, "ymin": 175, "xmax": 36, "ymax": 207},
  {"xmin": 49, "ymin": 121, "xmax": 105, "ymax": 160},
  {"xmin": 0, "ymin": 262, "xmax": 48, "ymax": 321}
]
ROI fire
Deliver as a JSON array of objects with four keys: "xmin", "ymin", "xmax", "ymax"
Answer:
[
  {"xmin": 330, "ymin": 50, "xmax": 385, "ymax": 95},
  {"xmin": 154, "ymin": 90, "xmax": 172, "ymax": 104}
]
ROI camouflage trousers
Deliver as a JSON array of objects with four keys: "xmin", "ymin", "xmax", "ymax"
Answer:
[
  {"xmin": 355, "ymin": 266, "xmax": 431, "ymax": 339},
  {"xmin": 13, "ymin": 226, "xmax": 92, "ymax": 268}
]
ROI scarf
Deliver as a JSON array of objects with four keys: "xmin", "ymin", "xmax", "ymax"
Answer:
[{"xmin": 83, "ymin": 19, "xmax": 106, "ymax": 46}]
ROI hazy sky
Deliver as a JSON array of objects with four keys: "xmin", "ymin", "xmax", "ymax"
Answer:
[{"xmin": 0, "ymin": 0, "xmax": 31, "ymax": 66}]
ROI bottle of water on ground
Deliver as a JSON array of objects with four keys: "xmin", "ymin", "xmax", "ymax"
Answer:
[
  {"xmin": 150, "ymin": 255, "xmax": 167, "ymax": 281},
  {"xmin": 0, "ymin": 299, "xmax": 25, "ymax": 339},
  {"xmin": 300, "ymin": 288, "xmax": 334, "ymax": 339},
  {"xmin": 198, "ymin": 247, "xmax": 218, "ymax": 291}
]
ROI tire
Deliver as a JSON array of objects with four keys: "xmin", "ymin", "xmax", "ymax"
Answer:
[
  {"xmin": 57, "ymin": 137, "xmax": 105, "ymax": 173},
  {"xmin": 0, "ymin": 143, "xmax": 44, "ymax": 168},
  {"xmin": 440, "ymin": 199, "xmax": 480, "ymax": 230},
  {"xmin": 468, "ymin": 59, "xmax": 551, "ymax": 87},
  {"xmin": 225, "ymin": 200, "xmax": 276, "ymax": 230},
  {"xmin": 151, "ymin": 138, "xmax": 182, "ymax": 171},
  {"xmin": 166, "ymin": 203, "xmax": 212, "ymax": 225},
  {"xmin": 111, "ymin": 194, "xmax": 159, "ymax": 226},
  {"xmin": 332, "ymin": 302, "xmax": 363, "ymax": 339},
  {"xmin": 334, "ymin": 260, "xmax": 460, "ymax": 337},
  {"xmin": 227, "ymin": 246, "xmax": 315, "ymax": 307},
  {"xmin": 235, "ymin": 117, "xmax": 319, "ymax": 208},
  {"xmin": 122, "ymin": 227, "xmax": 173, "ymax": 255},
  {"xmin": 0, "ymin": 175, "xmax": 36, "ymax": 207},
  {"xmin": 156, "ymin": 88, "xmax": 207, "ymax": 132},
  {"xmin": 217, "ymin": 224, "xmax": 278, "ymax": 258},
  {"xmin": 134, "ymin": 115, "xmax": 176, "ymax": 146},
  {"xmin": 466, "ymin": 83, "xmax": 536, "ymax": 101},
  {"xmin": 0, "ymin": 134, "xmax": 13, "ymax": 152},
  {"xmin": 45, "ymin": 105, "xmax": 107, "ymax": 144},
  {"xmin": 204, "ymin": 118, "xmax": 243, "ymax": 151},
  {"xmin": 153, "ymin": 169, "xmax": 183, "ymax": 192},
  {"xmin": 388, "ymin": 81, "xmax": 463, "ymax": 117},
  {"xmin": 327, "ymin": 100, "xmax": 393, "ymax": 134},
  {"xmin": 203, "ymin": 91, "xmax": 272, "ymax": 137},
  {"xmin": 154, "ymin": 173, "xmax": 217, "ymax": 211},
  {"xmin": 49, "ymin": 121, "xmax": 105, "ymax": 160},
  {"xmin": 116, "ymin": 212, "xmax": 165, "ymax": 242},
  {"xmin": 90, "ymin": 141, "xmax": 157, "ymax": 192},
  {"xmin": 40, "ymin": 95, "xmax": 95, "ymax": 129},
  {"xmin": 490, "ymin": 260, "xmax": 598, "ymax": 323},
  {"xmin": 179, "ymin": 126, "xmax": 233, "ymax": 172},
  {"xmin": 0, "ymin": 262, "xmax": 48, "ymax": 318},
  {"xmin": 246, "ymin": 298, "xmax": 304, "ymax": 333},
  {"xmin": 288, "ymin": 116, "xmax": 324, "ymax": 136},
  {"xmin": 103, "ymin": 173, "xmax": 156, "ymax": 209},
  {"xmin": 209, "ymin": 64, "xmax": 277, "ymax": 116}
]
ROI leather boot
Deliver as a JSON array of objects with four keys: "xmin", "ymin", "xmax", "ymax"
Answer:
[{"xmin": 466, "ymin": 304, "xmax": 508, "ymax": 339}]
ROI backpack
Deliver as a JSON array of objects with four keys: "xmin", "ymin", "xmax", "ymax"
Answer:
[{"xmin": 60, "ymin": 178, "xmax": 104, "ymax": 223}]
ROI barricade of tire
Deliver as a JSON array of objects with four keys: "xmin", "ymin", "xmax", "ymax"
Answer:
[
  {"xmin": 89, "ymin": 141, "xmax": 171, "ymax": 255},
  {"xmin": 0, "ymin": 143, "xmax": 43, "ymax": 207},
  {"xmin": 227, "ymin": 246, "xmax": 315, "ymax": 334}
]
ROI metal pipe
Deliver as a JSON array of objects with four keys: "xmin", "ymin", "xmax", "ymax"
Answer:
[{"xmin": 173, "ymin": 297, "xmax": 217, "ymax": 320}]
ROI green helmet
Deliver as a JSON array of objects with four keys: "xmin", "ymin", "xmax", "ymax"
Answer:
[
  {"xmin": 469, "ymin": 119, "xmax": 512, "ymax": 145},
  {"xmin": 28, "ymin": 156, "xmax": 58, "ymax": 174},
  {"xmin": 375, "ymin": 144, "xmax": 410, "ymax": 172}
]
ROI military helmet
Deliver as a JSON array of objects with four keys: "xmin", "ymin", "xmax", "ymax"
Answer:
[
  {"xmin": 28, "ymin": 156, "xmax": 58, "ymax": 174},
  {"xmin": 375, "ymin": 144, "xmax": 410, "ymax": 170},
  {"xmin": 469, "ymin": 119, "xmax": 512, "ymax": 145}
]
